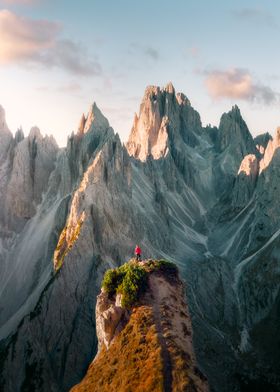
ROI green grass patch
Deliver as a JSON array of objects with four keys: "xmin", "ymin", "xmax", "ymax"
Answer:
[
  {"xmin": 102, "ymin": 262, "xmax": 148, "ymax": 308},
  {"xmin": 146, "ymin": 259, "xmax": 178, "ymax": 274},
  {"xmin": 102, "ymin": 259, "xmax": 178, "ymax": 308}
]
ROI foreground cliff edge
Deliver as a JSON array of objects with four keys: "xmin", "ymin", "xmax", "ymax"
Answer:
[{"xmin": 71, "ymin": 259, "xmax": 208, "ymax": 392}]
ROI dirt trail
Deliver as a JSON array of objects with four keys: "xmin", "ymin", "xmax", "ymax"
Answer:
[{"xmin": 149, "ymin": 275, "xmax": 173, "ymax": 392}]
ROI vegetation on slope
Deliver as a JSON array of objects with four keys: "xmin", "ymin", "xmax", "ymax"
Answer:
[
  {"xmin": 102, "ymin": 259, "xmax": 178, "ymax": 308},
  {"xmin": 53, "ymin": 213, "xmax": 85, "ymax": 272},
  {"xmin": 71, "ymin": 259, "xmax": 208, "ymax": 392},
  {"xmin": 71, "ymin": 305, "xmax": 164, "ymax": 392}
]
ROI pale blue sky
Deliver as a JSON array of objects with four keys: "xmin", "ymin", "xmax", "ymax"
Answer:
[{"xmin": 0, "ymin": 0, "xmax": 279, "ymax": 145}]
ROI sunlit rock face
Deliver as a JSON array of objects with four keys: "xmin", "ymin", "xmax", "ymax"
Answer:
[
  {"xmin": 259, "ymin": 127, "xmax": 280, "ymax": 173},
  {"xmin": 1, "ymin": 84, "xmax": 280, "ymax": 392},
  {"xmin": 229, "ymin": 154, "xmax": 260, "ymax": 208},
  {"xmin": 238, "ymin": 154, "xmax": 259, "ymax": 177},
  {"xmin": 126, "ymin": 82, "xmax": 202, "ymax": 162}
]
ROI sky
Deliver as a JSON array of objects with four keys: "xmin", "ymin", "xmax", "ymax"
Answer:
[{"xmin": 0, "ymin": 0, "xmax": 280, "ymax": 146}]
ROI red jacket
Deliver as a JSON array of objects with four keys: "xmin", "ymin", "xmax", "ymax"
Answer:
[{"xmin": 135, "ymin": 246, "xmax": 141, "ymax": 255}]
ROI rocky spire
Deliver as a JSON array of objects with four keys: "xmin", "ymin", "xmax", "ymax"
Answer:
[
  {"xmin": 0, "ymin": 105, "xmax": 13, "ymax": 160},
  {"xmin": 218, "ymin": 105, "xmax": 257, "ymax": 156},
  {"xmin": 126, "ymin": 83, "xmax": 201, "ymax": 162},
  {"xmin": 78, "ymin": 113, "xmax": 86, "ymax": 135},
  {"xmin": 29, "ymin": 126, "xmax": 43, "ymax": 140},
  {"xmin": 15, "ymin": 127, "xmax": 24, "ymax": 144},
  {"xmin": 84, "ymin": 102, "xmax": 109, "ymax": 133}
]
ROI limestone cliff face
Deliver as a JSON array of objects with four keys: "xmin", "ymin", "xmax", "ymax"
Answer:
[
  {"xmin": 126, "ymin": 83, "xmax": 202, "ymax": 162},
  {"xmin": 71, "ymin": 260, "xmax": 208, "ymax": 392},
  {"xmin": 259, "ymin": 127, "xmax": 280, "ymax": 173},
  {"xmin": 0, "ymin": 122, "xmax": 58, "ymax": 234}
]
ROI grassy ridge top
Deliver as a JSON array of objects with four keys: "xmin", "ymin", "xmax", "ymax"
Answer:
[{"xmin": 102, "ymin": 259, "xmax": 178, "ymax": 308}]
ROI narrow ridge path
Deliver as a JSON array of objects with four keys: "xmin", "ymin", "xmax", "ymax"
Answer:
[{"xmin": 149, "ymin": 275, "xmax": 173, "ymax": 392}]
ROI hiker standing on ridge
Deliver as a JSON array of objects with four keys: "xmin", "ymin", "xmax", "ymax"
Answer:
[{"xmin": 135, "ymin": 245, "xmax": 142, "ymax": 261}]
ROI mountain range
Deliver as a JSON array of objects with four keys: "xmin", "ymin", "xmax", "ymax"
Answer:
[{"xmin": 0, "ymin": 83, "xmax": 280, "ymax": 391}]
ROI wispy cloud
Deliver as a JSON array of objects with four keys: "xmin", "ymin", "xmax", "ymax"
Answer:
[
  {"xmin": 144, "ymin": 47, "xmax": 159, "ymax": 61},
  {"xmin": 0, "ymin": 10, "xmax": 102, "ymax": 75},
  {"xmin": 204, "ymin": 68, "xmax": 279, "ymax": 105},
  {"xmin": 36, "ymin": 82, "xmax": 82, "ymax": 93},
  {"xmin": 232, "ymin": 7, "xmax": 278, "ymax": 28},
  {"xmin": 0, "ymin": 0, "xmax": 36, "ymax": 4},
  {"xmin": 129, "ymin": 43, "xmax": 159, "ymax": 61}
]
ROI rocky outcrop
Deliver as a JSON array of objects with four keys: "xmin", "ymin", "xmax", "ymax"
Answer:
[
  {"xmin": 71, "ymin": 260, "xmax": 209, "ymax": 392},
  {"xmin": 95, "ymin": 290, "xmax": 126, "ymax": 350}
]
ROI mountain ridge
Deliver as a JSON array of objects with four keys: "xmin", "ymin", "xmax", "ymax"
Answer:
[
  {"xmin": 71, "ymin": 259, "xmax": 209, "ymax": 392},
  {"xmin": 0, "ymin": 83, "xmax": 280, "ymax": 391}
]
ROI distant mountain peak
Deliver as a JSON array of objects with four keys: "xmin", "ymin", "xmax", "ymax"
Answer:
[
  {"xmin": 218, "ymin": 105, "xmax": 256, "ymax": 156},
  {"xmin": 29, "ymin": 126, "xmax": 42, "ymax": 140},
  {"xmin": 0, "ymin": 105, "xmax": 11, "ymax": 136},
  {"xmin": 15, "ymin": 127, "xmax": 24, "ymax": 144},
  {"xmin": 82, "ymin": 102, "xmax": 110, "ymax": 134},
  {"xmin": 126, "ymin": 83, "xmax": 200, "ymax": 161},
  {"xmin": 164, "ymin": 81, "xmax": 175, "ymax": 94}
]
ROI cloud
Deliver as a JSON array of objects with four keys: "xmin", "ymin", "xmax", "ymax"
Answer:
[
  {"xmin": 0, "ymin": 0, "xmax": 36, "ymax": 5},
  {"xmin": 204, "ymin": 68, "xmax": 279, "ymax": 105},
  {"xmin": 35, "ymin": 39, "xmax": 102, "ymax": 75},
  {"xmin": 0, "ymin": 10, "xmax": 101, "ymax": 75},
  {"xmin": 144, "ymin": 47, "xmax": 159, "ymax": 61},
  {"xmin": 232, "ymin": 8, "xmax": 278, "ymax": 28},
  {"xmin": 129, "ymin": 43, "xmax": 159, "ymax": 61},
  {"xmin": 36, "ymin": 82, "xmax": 82, "ymax": 93},
  {"xmin": 56, "ymin": 82, "xmax": 82, "ymax": 93}
]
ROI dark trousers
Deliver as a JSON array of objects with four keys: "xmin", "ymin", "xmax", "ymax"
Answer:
[{"xmin": 136, "ymin": 254, "xmax": 141, "ymax": 261}]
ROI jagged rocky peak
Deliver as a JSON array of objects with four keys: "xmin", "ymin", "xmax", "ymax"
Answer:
[
  {"xmin": 126, "ymin": 84, "xmax": 171, "ymax": 161},
  {"xmin": 0, "ymin": 105, "xmax": 13, "ymax": 159},
  {"xmin": 29, "ymin": 126, "xmax": 43, "ymax": 140},
  {"xmin": 126, "ymin": 82, "xmax": 201, "ymax": 161},
  {"xmin": 218, "ymin": 105, "xmax": 256, "ymax": 156},
  {"xmin": 0, "ymin": 105, "xmax": 11, "ymax": 134},
  {"xmin": 78, "ymin": 113, "xmax": 86, "ymax": 135},
  {"xmin": 28, "ymin": 126, "xmax": 58, "ymax": 150},
  {"xmin": 15, "ymin": 127, "xmax": 24, "ymax": 143},
  {"xmin": 83, "ymin": 102, "xmax": 110, "ymax": 133},
  {"xmin": 4, "ymin": 124, "xmax": 59, "ymax": 229}
]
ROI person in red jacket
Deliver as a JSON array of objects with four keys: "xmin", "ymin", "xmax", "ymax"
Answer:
[{"xmin": 135, "ymin": 244, "xmax": 142, "ymax": 261}]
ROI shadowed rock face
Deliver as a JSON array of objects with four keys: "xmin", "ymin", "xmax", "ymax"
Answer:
[{"xmin": 0, "ymin": 84, "xmax": 280, "ymax": 392}]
